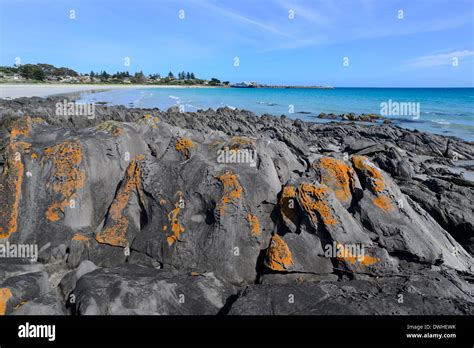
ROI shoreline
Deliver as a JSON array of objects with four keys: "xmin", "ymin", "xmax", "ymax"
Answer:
[
  {"xmin": 1, "ymin": 84, "xmax": 472, "ymax": 142},
  {"xmin": 0, "ymin": 83, "xmax": 221, "ymax": 99},
  {"xmin": 0, "ymin": 95, "xmax": 471, "ymax": 145}
]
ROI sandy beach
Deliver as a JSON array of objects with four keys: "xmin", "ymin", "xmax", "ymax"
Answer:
[{"xmin": 0, "ymin": 83, "xmax": 217, "ymax": 99}]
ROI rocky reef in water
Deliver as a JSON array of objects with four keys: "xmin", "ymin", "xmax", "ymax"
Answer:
[{"xmin": 0, "ymin": 96, "xmax": 472, "ymax": 315}]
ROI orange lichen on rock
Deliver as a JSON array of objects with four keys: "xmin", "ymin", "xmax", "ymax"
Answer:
[
  {"xmin": 247, "ymin": 213, "xmax": 260, "ymax": 236},
  {"xmin": 0, "ymin": 141, "xmax": 29, "ymax": 238},
  {"xmin": 165, "ymin": 201, "xmax": 185, "ymax": 246},
  {"xmin": 96, "ymin": 121, "xmax": 123, "ymax": 137},
  {"xmin": 45, "ymin": 201, "xmax": 67, "ymax": 222},
  {"xmin": 141, "ymin": 114, "xmax": 160, "ymax": 129},
  {"xmin": 97, "ymin": 216, "xmax": 130, "ymax": 247},
  {"xmin": 351, "ymin": 156, "xmax": 395, "ymax": 212},
  {"xmin": 281, "ymin": 185, "xmax": 296, "ymax": 199},
  {"xmin": 335, "ymin": 242, "xmax": 379, "ymax": 266},
  {"xmin": 95, "ymin": 155, "xmax": 145, "ymax": 247},
  {"xmin": 373, "ymin": 195, "xmax": 395, "ymax": 212},
  {"xmin": 216, "ymin": 171, "xmax": 243, "ymax": 216},
  {"xmin": 351, "ymin": 156, "xmax": 385, "ymax": 193},
  {"xmin": 72, "ymin": 233, "xmax": 91, "ymax": 247},
  {"xmin": 31, "ymin": 153, "xmax": 38, "ymax": 159},
  {"xmin": 279, "ymin": 185, "xmax": 297, "ymax": 224},
  {"xmin": 297, "ymin": 183, "xmax": 337, "ymax": 226},
  {"xmin": 265, "ymin": 234, "xmax": 293, "ymax": 271},
  {"xmin": 10, "ymin": 116, "xmax": 32, "ymax": 139},
  {"xmin": 44, "ymin": 142, "xmax": 85, "ymax": 197},
  {"xmin": 43, "ymin": 141, "xmax": 86, "ymax": 222},
  {"xmin": 0, "ymin": 288, "xmax": 12, "ymax": 315},
  {"xmin": 318, "ymin": 157, "xmax": 355, "ymax": 203},
  {"xmin": 0, "ymin": 117, "xmax": 33, "ymax": 238},
  {"xmin": 108, "ymin": 158, "xmax": 143, "ymax": 220},
  {"xmin": 208, "ymin": 140, "xmax": 224, "ymax": 149},
  {"xmin": 175, "ymin": 137, "xmax": 195, "ymax": 158},
  {"xmin": 228, "ymin": 136, "xmax": 255, "ymax": 149}
]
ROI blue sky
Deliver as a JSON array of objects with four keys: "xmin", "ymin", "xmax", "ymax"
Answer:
[{"xmin": 0, "ymin": 0, "xmax": 473, "ymax": 87}]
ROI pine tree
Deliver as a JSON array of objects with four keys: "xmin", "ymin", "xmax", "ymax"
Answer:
[{"xmin": 135, "ymin": 70, "xmax": 146, "ymax": 84}]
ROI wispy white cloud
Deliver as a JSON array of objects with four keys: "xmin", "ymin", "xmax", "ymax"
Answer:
[
  {"xmin": 275, "ymin": 0, "xmax": 335, "ymax": 26},
  {"xmin": 404, "ymin": 50, "xmax": 474, "ymax": 69},
  {"xmin": 190, "ymin": 0, "xmax": 473, "ymax": 53},
  {"xmin": 195, "ymin": 0, "xmax": 295, "ymax": 39}
]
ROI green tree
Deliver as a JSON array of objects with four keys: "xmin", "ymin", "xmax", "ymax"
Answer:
[
  {"xmin": 37, "ymin": 64, "xmax": 55, "ymax": 76},
  {"xmin": 32, "ymin": 68, "xmax": 45, "ymax": 81},
  {"xmin": 100, "ymin": 70, "xmax": 109, "ymax": 82},
  {"xmin": 209, "ymin": 78, "xmax": 221, "ymax": 86},
  {"xmin": 134, "ymin": 71, "xmax": 146, "ymax": 84},
  {"xmin": 18, "ymin": 64, "xmax": 44, "ymax": 80},
  {"xmin": 53, "ymin": 66, "xmax": 78, "ymax": 77},
  {"xmin": 168, "ymin": 71, "xmax": 175, "ymax": 79}
]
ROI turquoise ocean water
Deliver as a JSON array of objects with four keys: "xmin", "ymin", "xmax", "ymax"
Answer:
[{"xmin": 78, "ymin": 87, "xmax": 474, "ymax": 141}]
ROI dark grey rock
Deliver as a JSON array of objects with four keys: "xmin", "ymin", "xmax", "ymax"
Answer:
[
  {"xmin": 229, "ymin": 270, "xmax": 473, "ymax": 315},
  {"xmin": 0, "ymin": 96, "xmax": 472, "ymax": 315},
  {"xmin": 71, "ymin": 265, "xmax": 235, "ymax": 315},
  {"xmin": 12, "ymin": 291, "xmax": 65, "ymax": 315}
]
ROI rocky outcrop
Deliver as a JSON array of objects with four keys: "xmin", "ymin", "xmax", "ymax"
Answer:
[
  {"xmin": 228, "ymin": 269, "xmax": 473, "ymax": 315},
  {"xmin": 69, "ymin": 265, "xmax": 235, "ymax": 315},
  {"xmin": 0, "ymin": 96, "xmax": 472, "ymax": 315}
]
